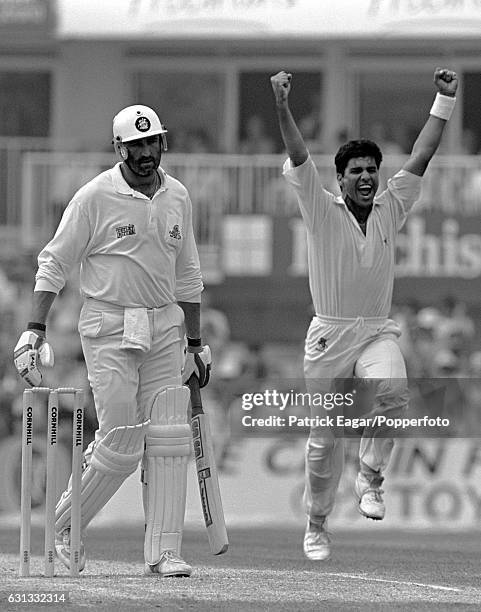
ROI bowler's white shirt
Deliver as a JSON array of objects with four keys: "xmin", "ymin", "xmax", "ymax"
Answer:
[
  {"xmin": 35, "ymin": 163, "xmax": 203, "ymax": 307},
  {"xmin": 283, "ymin": 156, "xmax": 421, "ymax": 318}
]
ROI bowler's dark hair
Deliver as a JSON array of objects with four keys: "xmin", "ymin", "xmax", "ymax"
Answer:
[{"xmin": 334, "ymin": 139, "xmax": 383, "ymax": 176}]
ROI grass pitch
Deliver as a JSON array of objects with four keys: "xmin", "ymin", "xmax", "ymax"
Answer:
[{"xmin": 1, "ymin": 525, "xmax": 481, "ymax": 611}]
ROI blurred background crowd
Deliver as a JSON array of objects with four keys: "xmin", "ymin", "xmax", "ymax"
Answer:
[{"xmin": 0, "ymin": 269, "xmax": 479, "ymax": 448}]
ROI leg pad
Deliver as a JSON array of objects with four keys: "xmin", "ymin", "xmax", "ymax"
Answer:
[
  {"xmin": 143, "ymin": 386, "xmax": 191, "ymax": 565},
  {"xmin": 56, "ymin": 421, "xmax": 149, "ymax": 533}
]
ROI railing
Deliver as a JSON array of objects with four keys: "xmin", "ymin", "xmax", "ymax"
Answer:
[{"xmin": 9, "ymin": 147, "xmax": 481, "ymax": 251}]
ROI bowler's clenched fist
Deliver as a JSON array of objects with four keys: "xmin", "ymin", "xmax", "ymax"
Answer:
[
  {"xmin": 271, "ymin": 71, "xmax": 292, "ymax": 106},
  {"xmin": 434, "ymin": 67, "xmax": 458, "ymax": 97}
]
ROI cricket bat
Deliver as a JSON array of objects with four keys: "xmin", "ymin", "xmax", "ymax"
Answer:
[{"xmin": 187, "ymin": 374, "xmax": 228, "ymax": 555}]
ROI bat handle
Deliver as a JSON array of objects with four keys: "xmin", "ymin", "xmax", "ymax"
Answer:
[{"xmin": 187, "ymin": 374, "xmax": 203, "ymax": 415}]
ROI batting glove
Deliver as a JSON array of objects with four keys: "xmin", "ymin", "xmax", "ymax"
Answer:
[
  {"xmin": 182, "ymin": 344, "xmax": 211, "ymax": 388},
  {"xmin": 13, "ymin": 330, "xmax": 55, "ymax": 387}
]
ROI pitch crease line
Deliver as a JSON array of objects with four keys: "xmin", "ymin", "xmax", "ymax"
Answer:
[{"xmin": 322, "ymin": 572, "xmax": 461, "ymax": 592}]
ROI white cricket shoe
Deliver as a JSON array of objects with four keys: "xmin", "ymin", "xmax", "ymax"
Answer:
[
  {"xmin": 55, "ymin": 528, "xmax": 86, "ymax": 572},
  {"xmin": 354, "ymin": 471, "xmax": 385, "ymax": 520},
  {"xmin": 303, "ymin": 518, "xmax": 331, "ymax": 561},
  {"xmin": 144, "ymin": 550, "xmax": 192, "ymax": 577}
]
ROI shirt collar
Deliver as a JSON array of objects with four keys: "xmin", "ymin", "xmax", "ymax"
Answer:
[{"xmin": 111, "ymin": 162, "xmax": 168, "ymax": 196}]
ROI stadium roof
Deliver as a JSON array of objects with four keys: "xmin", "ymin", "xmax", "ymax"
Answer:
[{"xmin": 57, "ymin": 0, "xmax": 481, "ymax": 40}]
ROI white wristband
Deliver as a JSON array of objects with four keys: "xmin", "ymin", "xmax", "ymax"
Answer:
[{"xmin": 430, "ymin": 93, "xmax": 456, "ymax": 121}]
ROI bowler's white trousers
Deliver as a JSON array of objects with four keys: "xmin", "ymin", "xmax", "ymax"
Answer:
[{"xmin": 303, "ymin": 314, "xmax": 408, "ymax": 521}]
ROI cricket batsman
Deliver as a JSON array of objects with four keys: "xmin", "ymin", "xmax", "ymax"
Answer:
[
  {"xmin": 271, "ymin": 68, "xmax": 457, "ymax": 560},
  {"xmin": 13, "ymin": 104, "xmax": 211, "ymax": 577}
]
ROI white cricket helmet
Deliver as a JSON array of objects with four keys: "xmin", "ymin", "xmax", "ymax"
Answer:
[{"xmin": 112, "ymin": 105, "xmax": 168, "ymax": 147}]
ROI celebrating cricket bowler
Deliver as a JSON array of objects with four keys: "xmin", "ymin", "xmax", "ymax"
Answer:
[
  {"xmin": 271, "ymin": 68, "xmax": 458, "ymax": 561},
  {"xmin": 13, "ymin": 104, "xmax": 211, "ymax": 577}
]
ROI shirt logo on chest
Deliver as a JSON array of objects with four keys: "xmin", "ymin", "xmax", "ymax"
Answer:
[
  {"xmin": 115, "ymin": 224, "xmax": 136, "ymax": 238},
  {"xmin": 169, "ymin": 224, "xmax": 182, "ymax": 240}
]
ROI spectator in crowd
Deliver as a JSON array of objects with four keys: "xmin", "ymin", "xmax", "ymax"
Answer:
[
  {"xmin": 438, "ymin": 295, "xmax": 476, "ymax": 351},
  {"xmin": 201, "ymin": 290, "xmax": 231, "ymax": 358},
  {"xmin": 325, "ymin": 127, "xmax": 352, "ymax": 157},
  {"xmin": 0, "ymin": 265, "xmax": 17, "ymax": 312},
  {"xmin": 297, "ymin": 92, "xmax": 323, "ymax": 154},
  {"xmin": 458, "ymin": 128, "xmax": 479, "ymax": 155},
  {"xmin": 298, "ymin": 112, "xmax": 323, "ymax": 154},
  {"xmin": 390, "ymin": 301, "xmax": 420, "ymax": 376},
  {"xmin": 400, "ymin": 298, "xmax": 476, "ymax": 378},
  {"xmin": 368, "ymin": 122, "xmax": 404, "ymax": 155},
  {"xmin": 240, "ymin": 114, "xmax": 277, "ymax": 154},
  {"xmin": 173, "ymin": 127, "xmax": 214, "ymax": 152}
]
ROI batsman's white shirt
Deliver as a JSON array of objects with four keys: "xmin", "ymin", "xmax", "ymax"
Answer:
[
  {"xmin": 283, "ymin": 156, "xmax": 421, "ymax": 318},
  {"xmin": 35, "ymin": 163, "xmax": 203, "ymax": 306}
]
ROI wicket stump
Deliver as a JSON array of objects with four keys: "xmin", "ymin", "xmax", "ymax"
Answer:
[{"xmin": 19, "ymin": 387, "xmax": 84, "ymax": 578}]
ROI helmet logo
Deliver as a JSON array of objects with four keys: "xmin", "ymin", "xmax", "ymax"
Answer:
[{"xmin": 135, "ymin": 116, "xmax": 151, "ymax": 132}]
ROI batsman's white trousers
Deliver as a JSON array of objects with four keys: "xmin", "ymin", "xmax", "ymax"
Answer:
[
  {"xmin": 67, "ymin": 298, "xmax": 185, "ymax": 530},
  {"xmin": 79, "ymin": 298, "xmax": 185, "ymax": 441},
  {"xmin": 303, "ymin": 314, "xmax": 408, "ymax": 521}
]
